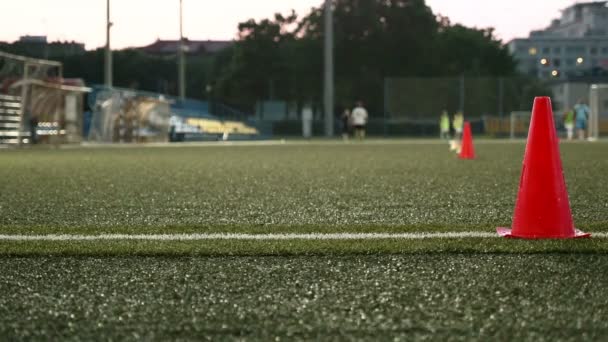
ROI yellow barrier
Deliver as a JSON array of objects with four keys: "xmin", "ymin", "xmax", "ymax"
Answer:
[
  {"xmin": 186, "ymin": 118, "xmax": 259, "ymax": 135},
  {"xmin": 484, "ymin": 117, "xmax": 608, "ymax": 136}
]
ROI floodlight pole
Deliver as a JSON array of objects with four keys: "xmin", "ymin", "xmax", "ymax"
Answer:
[
  {"xmin": 324, "ymin": 0, "xmax": 334, "ymax": 137},
  {"xmin": 178, "ymin": 0, "xmax": 186, "ymax": 101},
  {"xmin": 104, "ymin": 0, "xmax": 113, "ymax": 88}
]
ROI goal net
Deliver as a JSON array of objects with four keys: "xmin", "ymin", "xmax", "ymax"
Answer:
[
  {"xmin": 0, "ymin": 51, "xmax": 62, "ymax": 93},
  {"xmin": 509, "ymin": 111, "xmax": 531, "ymax": 139},
  {"xmin": 0, "ymin": 51, "xmax": 65, "ymax": 144},
  {"xmin": 589, "ymin": 84, "xmax": 608, "ymax": 140}
]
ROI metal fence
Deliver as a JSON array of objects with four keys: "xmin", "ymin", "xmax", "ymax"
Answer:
[{"xmin": 384, "ymin": 76, "xmax": 550, "ymax": 119}]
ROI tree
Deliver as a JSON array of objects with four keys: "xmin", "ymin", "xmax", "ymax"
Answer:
[{"xmin": 215, "ymin": 0, "xmax": 519, "ymax": 116}]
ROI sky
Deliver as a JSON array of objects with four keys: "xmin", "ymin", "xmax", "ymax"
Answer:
[{"xmin": 0, "ymin": 0, "xmax": 578, "ymax": 49}]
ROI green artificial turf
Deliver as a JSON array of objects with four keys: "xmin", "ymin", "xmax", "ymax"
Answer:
[
  {"xmin": 1, "ymin": 255, "xmax": 607, "ymax": 340},
  {"xmin": 1, "ymin": 141, "xmax": 608, "ymax": 339},
  {"xmin": 0, "ymin": 141, "xmax": 606, "ymax": 236},
  {"xmin": 2, "ymin": 238, "xmax": 608, "ymax": 256}
]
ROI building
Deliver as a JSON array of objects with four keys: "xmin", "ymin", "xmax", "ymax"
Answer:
[
  {"xmin": 509, "ymin": 1, "xmax": 608, "ymax": 80},
  {"xmin": 0, "ymin": 36, "xmax": 85, "ymax": 59},
  {"xmin": 139, "ymin": 39, "xmax": 233, "ymax": 56}
]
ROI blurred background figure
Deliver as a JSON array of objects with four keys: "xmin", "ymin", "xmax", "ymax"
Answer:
[
  {"xmin": 341, "ymin": 108, "xmax": 351, "ymax": 141},
  {"xmin": 563, "ymin": 107, "xmax": 575, "ymax": 141},
  {"xmin": 439, "ymin": 110, "xmax": 450, "ymax": 140},
  {"xmin": 452, "ymin": 111, "xmax": 464, "ymax": 141},
  {"xmin": 450, "ymin": 111, "xmax": 464, "ymax": 151},
  {"xmin": 574, "ymin": 99, "xmax": 590, "ymax": 141},
  {"xmin": 351, "ymin": 101, "xmax": 368, "ymax": 140},
  {"xmin": 29, "ymin": 113, "xmax": 39, "ymax": 145}
]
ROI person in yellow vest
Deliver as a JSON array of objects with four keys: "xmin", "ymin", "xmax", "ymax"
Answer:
[
  {"xmin": 450, "ymin": 111, "xmax": 464, "ymax": 151},
  {"xmin": 562, "ymin": 108, "xmax": 575, "ymax": 141},
  {"xmin": 439, "ymin": 110, "xmax": 450, "ymax": 140}
]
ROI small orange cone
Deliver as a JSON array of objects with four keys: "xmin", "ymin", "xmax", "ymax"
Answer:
[
  {"xmin": 497, "ymin": 97, "xmax": 590, "ymax": 239},
  {"xmin": 458, "ymin": 122, "xmax": 475, "ymax": 159}
]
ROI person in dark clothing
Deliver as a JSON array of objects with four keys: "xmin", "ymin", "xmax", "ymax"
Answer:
[
  {"xmin": 29, "ymin": 114, "xmax": 39, "ymax": 145},
  {"xmin": 341, "ymin": 109, "xmax": 351, "ymax": 141}
]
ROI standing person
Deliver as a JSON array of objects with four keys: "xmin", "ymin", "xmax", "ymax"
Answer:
[
  {"xmin": 451, "ymin": 111, "xmax": 464, "ymax": 151},
  {"xmin": 341, "ymin": 108, "xmax": 351, "ymax": 141},
  {"xmin": 351, "ymin": 101, "xmax": 368, "ymax": 140},
  {"xmin": 29, "ymin": 113, "xmax": 39, "ymax": 145},
  {"xmin": 563, "ymin": 107, "xmax": 575, "ymax": 141},
  {"xmin": 574, "ymin": 99, "xmax": 590, "ymax": 141},
  {"xmin": 452, "ymin": 111, "xmax": 464, "ymax": 140},
  {"xmin": 439, "ymin": 110, "xmax": 450, "ymax": 140}
]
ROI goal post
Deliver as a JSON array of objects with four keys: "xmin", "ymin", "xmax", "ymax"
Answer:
[
  {"xmin": 589, "ymin": 84, "xmax": 607, "ymax": 141},
  {"xmin": 510, "ymin": 111, "xmax": 531, "ymax": 139},
  {"xmin": 0, "ymin": 51, "xmax": 63, "ymax": 145}
]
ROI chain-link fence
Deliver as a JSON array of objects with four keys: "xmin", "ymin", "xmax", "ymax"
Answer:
[
  {"xmin": 250, "ymin": 76, "xmax": 608, "ymax": 138},
  {"xmin": 384, "ymin": 76, "xmax": 552, "ymax": 119}
]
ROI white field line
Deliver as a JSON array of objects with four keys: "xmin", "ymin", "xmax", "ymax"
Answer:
[{"xmin": 0, "ymin": 232, "xmax": 606, "ymax": 241}]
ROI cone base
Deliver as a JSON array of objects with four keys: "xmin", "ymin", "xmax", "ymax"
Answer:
[{"xmin": 496, "ymin": 227, "xmax": 591, "ymax": 239}]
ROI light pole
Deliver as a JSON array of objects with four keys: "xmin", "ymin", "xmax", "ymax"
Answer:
[
  {"xmin": 104, "ymin": 0, "xmax": 113, "ymax": 88},
  {"xmin": 324, "ymin": 0, "xmax": 334, "ymax": 137},
  {"xmin": 178, "ymin": 0, "xmax": 186, "ymax": 101}
]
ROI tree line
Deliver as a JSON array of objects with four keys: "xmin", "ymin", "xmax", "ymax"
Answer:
[{"xmin": 3, "ymin": 0, "xmax": 548, "ymax": 117}]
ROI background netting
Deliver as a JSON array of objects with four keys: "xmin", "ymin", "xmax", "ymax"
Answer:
[{"xmin": 88, "ymin": 88, "xmax": 171, "ymax": 143}]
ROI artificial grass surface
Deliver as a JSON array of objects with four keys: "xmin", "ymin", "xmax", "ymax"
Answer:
[
  {"xmin": 0, "ymin": 142, "xmax": 606, "ymax": 235},
  {"xmin": 1, "ymin": 255, "xmax": 607, "ymax": 340},
  {"xmin": 2, "ymin": 238, "xmax": 608, "ymax": 256},
  {"xmin": 1, "ymin": 141, "xmax": 608, "ymax": 339}
]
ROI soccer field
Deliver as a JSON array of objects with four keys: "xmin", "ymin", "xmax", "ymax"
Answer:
[{"xmin": 1, "ymin": 140, "xmax": 608, "ymax": 339}]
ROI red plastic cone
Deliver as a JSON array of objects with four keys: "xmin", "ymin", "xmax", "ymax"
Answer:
[
  {"xmin": 497, "ymin": 97, "xmax": 590, "ymax": 239},
  {"xmin": 458, "ymin": 122, "xmax": 475, "ymax": 159}
]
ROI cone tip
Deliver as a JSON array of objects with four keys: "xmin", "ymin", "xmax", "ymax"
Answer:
[{"xmin": 534, "ymin": 96, "xmax": 551, "ymax": 106}]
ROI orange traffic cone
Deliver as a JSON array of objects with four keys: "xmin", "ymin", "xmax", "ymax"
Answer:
[
  {"xmin": 458, "ymin": 122, "xmax": 475, "ymax": 159},
  {"xmin": 497, "ymin": 97, "xmax": 590, "ymax": 239}
]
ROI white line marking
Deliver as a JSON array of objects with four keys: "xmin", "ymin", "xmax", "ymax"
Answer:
[{"xmin": 0, "ymin": 232, "xmax": 606, "ymax": 241}]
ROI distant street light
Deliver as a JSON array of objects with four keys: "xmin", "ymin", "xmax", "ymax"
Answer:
[
  {"xmin": 178, "ymin": 0, "xmax": 186, "ymax": 101},
  {"xmin": 324, "ymin": 0, "xmax": 334, "ymax": 137},
  {"xmin": 577, "ymin": 57, "xmax": 584, "ymax": 65},
  {"xmin": 104, "ymin": 0, "xmax": 113, "ymax": 88}
]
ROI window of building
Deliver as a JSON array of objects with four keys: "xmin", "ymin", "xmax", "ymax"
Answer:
[
  {"xmin": 602, "ymin": 47, "xmax": 608, "ymax": 55},
  {"xmin": 566, "ymin": 58, "xmax": 575, "ymax": 66},
  {"xmin": 542, "ymin": 47, "xmax": 550, "ymax": 54},
  {"xmin": 591, "ymin": 47, "xmax": 598, "ymax": 55},
  {"xmin": 528, "ymin": 47, "xmax": 537, "ymax": 55},
  {"xmin": 553, "ymin": 58, "xmax": 561, "ymax": 67},
  {"xmin": 566, "ymin": 46, "xmax": 585, "ymax": 54},
  {"xmin": 553, "ymin": 47, "xmax": 561, "ymax": 54}
]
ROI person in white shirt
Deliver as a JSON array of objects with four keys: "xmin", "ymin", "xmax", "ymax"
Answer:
[{"xmin": 351, "ymin": 101, "xmax": 368, "ymax": 140}]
